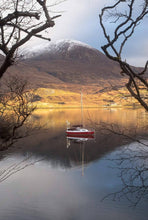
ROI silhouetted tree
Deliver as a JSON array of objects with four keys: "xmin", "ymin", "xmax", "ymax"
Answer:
[
  {"xmin": 0, "ymin": 0, "xmax": 63, "ymax": 150},
  {"xmin": 0, "ymin": 75, "xmax": 36, "ymax": 151},
  {"xmin": 99, "ymin": 0, "xmax": 148, "ymax": 110},
  {"xmin": 0, "ymin": 0, "xmax": 61, "ymax": 78}
]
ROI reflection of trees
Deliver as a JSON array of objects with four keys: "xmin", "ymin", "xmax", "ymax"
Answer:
[
  {"xmin": 100, "ymin": 123, "xmax": 148, "ymax": 146},
  {"xmin": 96, "ymin": 113, "xmax": 148, "ymax": 206},
  {"xmin": 0, "ymin": 154, "xmax": 43, "ymax": 183},
  {"xmin": 103, "ymin": 142, "xmax": 148, "ymax": 207},
  {"xmin": 96, "ymin": 121, "xmax": 148, "ymax": 147}
]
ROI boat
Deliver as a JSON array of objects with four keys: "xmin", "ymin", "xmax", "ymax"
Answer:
[
  {"xmin": 66, "ymin": 92, "xmax": 95, "ymax": 136},
  {"xmin": 66, "ymin": 125, "xmax": 94, "ymax": 136}
]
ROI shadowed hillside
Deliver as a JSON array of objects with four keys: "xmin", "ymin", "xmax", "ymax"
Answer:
[{"xmin": 22, "ymin": 39, "xmax": 123, "ymax": 85}]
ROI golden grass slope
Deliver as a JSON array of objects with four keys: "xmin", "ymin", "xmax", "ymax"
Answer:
[{"xmin": 33, "ymin": 86, "xmax": 147, "ymax": 109}]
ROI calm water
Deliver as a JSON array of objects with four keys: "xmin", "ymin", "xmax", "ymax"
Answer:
[{"xmin": 0, "ymin": 108, "xmax": 148, "ymax": 220}]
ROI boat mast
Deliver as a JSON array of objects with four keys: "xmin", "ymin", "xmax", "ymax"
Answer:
[
  {"xmin": 81, "ymin": 91, "xmax": 84, "ymax": 127},
  {"xmin": 81, "ymin": 142, "xmax": 85, "ymax": 176}
]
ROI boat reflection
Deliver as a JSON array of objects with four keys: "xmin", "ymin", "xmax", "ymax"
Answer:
[
  {"xmin": 66, "ymin": 134, "xmax": 95, "ymax": 147},
  {"xmin": 66, "ymin": 134, "xmax": 95, "ymax": 175}
]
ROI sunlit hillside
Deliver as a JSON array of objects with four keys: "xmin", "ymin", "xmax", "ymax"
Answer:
[
  {"xmin": 32, "ymin": 86, "xmax": 147, "ymax": 109},
  {"xmin": 1, "ymin": 40, "xmax": 147, "ymax": 109}
]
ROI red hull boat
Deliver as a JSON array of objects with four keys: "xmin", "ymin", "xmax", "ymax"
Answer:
[
  {"xmin": 66, "ymin": 125, "xmax": 94, "ymax": 137},
  {"xmin": 66, "ymin": 92, "xmax": 95, "ymax": 137}
]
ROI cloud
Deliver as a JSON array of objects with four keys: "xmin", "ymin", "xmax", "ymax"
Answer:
[
  {"xmin": 24, "ymin": 0, "xmax": 148, "ymax": 67},
  {"xmin": 25, "ymin": 0, "xmax": 104, "ymax": 49},
  {"xmin": 49, "ymin": 0, "xmax": 104, "ymax": 40},
  {"xmin": 122, "ymin": 21, "xmax": 148, "ymax": 67}
]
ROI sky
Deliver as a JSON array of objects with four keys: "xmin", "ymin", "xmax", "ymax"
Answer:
[{"xmin": 28, "ymin": 0, "xmax": 148, "ymax": 67}]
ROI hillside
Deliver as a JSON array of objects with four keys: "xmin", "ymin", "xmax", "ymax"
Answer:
[
  {"xmin": 1, "ymin": 39, "xmax": 145, "ymax": 108},
  {"xmin": 22, "ymin": 39, "xmax": 123, "ymax": 85}
]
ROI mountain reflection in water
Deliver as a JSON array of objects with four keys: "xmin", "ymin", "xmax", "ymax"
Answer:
[{"xmin": 0, "ymin": 108, "xmax": 147, "ymax": 220}]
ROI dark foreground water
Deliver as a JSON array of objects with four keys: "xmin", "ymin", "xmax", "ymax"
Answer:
[{"xmin": 0, "ymin": 108, "xmax": 147, "ymax": 220}]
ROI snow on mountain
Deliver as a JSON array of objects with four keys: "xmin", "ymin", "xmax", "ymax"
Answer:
[
  {"xmin": 52, "ymin": 39, "xmax": 93, "ymax": 52},
  {"xmin": 21, "ymin": 39, "xmax": 95, "ymax": 59}
]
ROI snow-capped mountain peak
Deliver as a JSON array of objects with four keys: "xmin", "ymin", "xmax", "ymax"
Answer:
[
  {"xmin": 52, "ymin": 39, "xmax": 93, "ymax": 51},
  {"xmin": 21, "ymin": 39, "xmax": 95, "ymax": 59}
]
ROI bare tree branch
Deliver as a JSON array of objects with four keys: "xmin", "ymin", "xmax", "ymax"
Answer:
[
  {"xmin": 99, "ymin": 0, "xmax": 148, "ymax": 110},
  {"xmin": 0, "ymin": 75, "xmax": 37, "ymax": 151},
  {"xmin": 0, "ymin": 0, "xmax": 62, "ymax": 78}
]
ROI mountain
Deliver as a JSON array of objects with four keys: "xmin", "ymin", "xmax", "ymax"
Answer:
[
  {"xmin": 1, "ymin": 40, "xmax": 133, "ymax": 107},
  {"xmin": 21, "ymin": 39, "xmax": 122, "ymax": 86}
]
